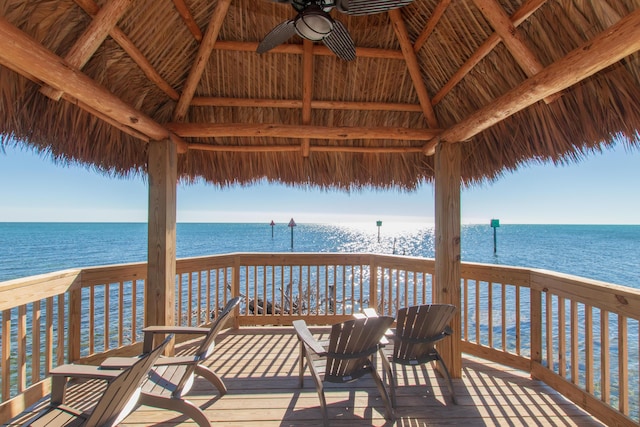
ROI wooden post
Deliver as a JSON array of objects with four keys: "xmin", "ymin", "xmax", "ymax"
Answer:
[
  {"xmin": 146, "ymin": 139, "xmax": 177, "ymax": 334},
  {"xmin": 434, "ymin": 142, "xmax": 462, "ymax": 378},
  {"xmin": 530, "ymin": 276, "xmax": 543, "ymax": 375}
]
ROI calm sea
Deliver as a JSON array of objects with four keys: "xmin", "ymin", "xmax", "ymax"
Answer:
[{"xmin": 0, "ymin": 222, "xmax": 638, "ymax": 289}]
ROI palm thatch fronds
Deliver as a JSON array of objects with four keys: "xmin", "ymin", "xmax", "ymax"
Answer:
[{"xmin": 1, "ymin": 0, "xmax": 639, "ymax": 190}]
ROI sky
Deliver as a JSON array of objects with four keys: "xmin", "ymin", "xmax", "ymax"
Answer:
[{"xmin": 1, "ymin": 141, "xmax": 639, "ymax": 225}]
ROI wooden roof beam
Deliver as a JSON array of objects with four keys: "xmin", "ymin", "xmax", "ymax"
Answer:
[
  {"xmin": 424, "ymin": 7, "xmax": 640, "ymax": 153},
  {"xmin": 166, "ymin": 123, "xmax": 441, "ymax": 141},
  {"xmin": 173, "ymin": 0, "xmax": 231, "ymax": 122},
  {"xmin": 172, "ymin": 0, "xmax": 203, "ymax": 42},
  {"xmin": 0, "ymin": 16, "xmax": 188, "ymax": 152},
  {"xmin": 191, "ymin": 97, "xmax": 423, "ymax": 112},
  {"xmin": 188, "ymin": 143, "xmax": 426, "ymax": 154},
  {"xmin": 41, "ymin": 0, "xmax": 133, "ymax": 101},
  {"xmin": 472, "ymin": 0, "xmax": 559, "ymax": 104},
  {"xmin": 432, "ymin": 0, "xmax": 547, "ymax": 106},
  {"xmin": 74, "ymin": 0, "xmax": 179, "ymax": 100},
  {"xmin": 389, "ymin": 9, "xmax": 439, "ymax": 129},
  {"xmin": 413, "ymin": 0, "xmax": 451, "ymax": 52}
]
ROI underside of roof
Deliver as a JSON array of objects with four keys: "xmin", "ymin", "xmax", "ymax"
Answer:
[{"xmin": 1, "ymin": 0, "xmax": 639, "ymax": 190}]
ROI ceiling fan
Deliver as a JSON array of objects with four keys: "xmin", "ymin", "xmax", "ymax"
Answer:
[{"xmin": 257, "ymin": 0, "xmax": 416, "ymax": 61}]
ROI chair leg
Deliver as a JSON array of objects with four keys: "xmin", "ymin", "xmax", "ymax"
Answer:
[
  {"xmin": 378, "ymin": 348, "xmax": 397, "ymax": 408},
  {"xmin": 298, "ymin": 339, "xmax": 305, "ymax": 388},
  {"xmin": 370, "ymin": 365, "xmax": 394, "ymax": 421},
  {"xmin": 194, "ymin": 364, "xmax": 227, "ymax": 395},
  {"xmin": 139, "ymin": 393, "xmax": 211, "ymax": 427},
  {"xmin": 436, "ymin": 357, "xmax": 457, "ymax": 404}
]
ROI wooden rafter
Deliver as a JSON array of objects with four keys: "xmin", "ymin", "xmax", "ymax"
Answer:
[
  {"xmin": 301, "ymin": 40, "xmax": 313, "ymax": 158},
  {"xmin": 414, "ymin": 0, "xmax": 451, "ymax": 52},
  {"xmin": 167, "ymin": 123, "xmax": 441, "ymax": 141},
  {"xmin": 389, "ymin": 9, "xmax": 439, "ymax": 129},
  {"xmin": 173, "ymin": 0, "xmax": 231, "ymax": 122},
  {"xmin": 172, "ymin": 0, "xmax": 203, "ymax": 42},
  {"xmin": 425, "ymin": 8, "xmax": 640, "ymax": 152},
  {"xmin": 74, "ymin": 0, "xmax": 179, "ymax": 100},
  {"xmin": 190, "ymin": 97, "xmax": 423, "ymax": 112},
  {"xmin": 432, "ymin": 0, "xmax": 546, "ymax": 106},
  {"xmin": 41, "ymin": 0, "xmax": 132, "ymax": 101},
  {"xmin": 0, "ymin": 15, "xmax": 189, "ymax": 151},
  {"xmin": 472, "ymin": 0, "xmax": 558, "ymax": 104}
]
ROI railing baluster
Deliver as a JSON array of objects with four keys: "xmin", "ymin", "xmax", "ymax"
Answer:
[
  {"xmin": 601, "ymin": 309, "xmax": 610, "ymax": 403},
  {"xmin": 187, "ymin": 272, "xmax": 193, "ymax": 326},
  {"xmin": 585, "ymin": 304, "xmax": 594, "ymax": 394},
  {"xmin": 17, "ymin": 305, "xmax": 25, "ymax": 393},
  {"xmin": 32, "ymin": 300, "xmax": 41, "ymax": 383},
  {"xmin": 89, "ymin": 286, "xmax": 95, "ymax": 354},
  {"xmin": 45, "ymin": 297, "xmax": 53, "ymax": 375},
  {"xmin": 56, "ymin": 294, "xmax": 65, "ymax": 365},
  {"xmin": 515, "ymin": 285, "xmax": 521, "ymax": 355},
  {"xmin": 2, "ymin": 309, "xmax": 10, "ymax": 400},
  {"xmin": 118, "ymin": 281, "xmax": 124, "ymax": 346},
  {"xmin": 197, "ymin": 271, "xmax": 203, "ymax": 324},
  {"xmin": 546, "ymin": 292, "xmax": 552, "ymax": 369},
  {"xmin": 501, "ymin": 283, "xmax": 506, "ymax": 352},
  {"xmin": 618, "ymin": 315, "xmax": 628, "ymax": 415},
  {"xmin": 104, "ymin": 284, "xmax": 110, "ymax": 351},
  {"xmin": 487, "ymin": 282, "xmax": 493, "ymax": 347},
  {"xmin": 571, "ymin": 300, "xmax": 578, "ymax": 384},
  {"xmin": 558, "ymin": 296, "xmax": 566, "ymax": 378},
  {"xmin": 131, "ymin": 280, "xmax": 137, "ymax": 343},
  {"xmin": 464, "ymin": 278, "xmax": 469, "ymax": 342},
  {"xmin": 475, "ymin": 280, "xmax": 480, "ymax": 345}
]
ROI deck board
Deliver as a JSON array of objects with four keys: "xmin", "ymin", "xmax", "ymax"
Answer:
[{"xmin": 8, "ymin": 327, "xmax": 604, "ymax": 426}]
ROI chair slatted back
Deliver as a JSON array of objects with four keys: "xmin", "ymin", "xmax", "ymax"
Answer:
[
  {"xmin": 85, "ymin": 334, "xmax": 172, "ymax": 427},
  {"xmin": 393, "ymin": 304, "xmax": 456, "ymax": 364},
  {"xmin": 168, "ymin": 296, "xmax": 241, "ymax": 396},
  {"xmin": 325, "ymin": 316, "xmax": 394, "ymax": 383},
  {"xmin": 196, "ymin": 296, "xmax": 242, "ymax": 360}
]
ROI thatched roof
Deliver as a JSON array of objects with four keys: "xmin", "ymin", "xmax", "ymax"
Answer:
[{"xmin": 1, "ymin": 0, "xmax": 639, "ymax": 190}]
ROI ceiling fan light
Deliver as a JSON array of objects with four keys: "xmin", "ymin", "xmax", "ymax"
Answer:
[{"xmin": 294, "ymin": 8, "xmax": 333, "ymax": 41}]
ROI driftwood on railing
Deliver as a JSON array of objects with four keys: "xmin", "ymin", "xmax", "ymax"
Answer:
[{"xmin": 0, "ymin": 253, "xmax": 638, "ymax": 425}]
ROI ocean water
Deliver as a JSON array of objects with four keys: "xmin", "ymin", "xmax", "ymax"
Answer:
[{"xmin": 0, "ymin": 222, "xmax": 639, "ymax": 289}]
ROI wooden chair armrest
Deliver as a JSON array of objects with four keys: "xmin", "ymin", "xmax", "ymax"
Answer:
[
  {"xmin": 49, "ymin": 364, "xmax": 121, "ymax": 381},
  {"xmin": 142, "ymin": 325, "xmax": 210, "ymax": 335},
  {"xmin": 292, "ymin": 320, "xmax": 326, "ymax": 356},
  {"xmin": 152, "ymin": 356, "xmax": 196, "ymax": 366},
  {"xmin": 49, "ymin": 364, "xmax": 121, "ymax": 405},
  {"xmin": 100, "ymin": 356, "xmax": 139, "ymax": 369}
]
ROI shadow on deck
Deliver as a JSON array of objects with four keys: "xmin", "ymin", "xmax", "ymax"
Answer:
[{"xmin": 9, "ymin": 327, "xmax": 604, "ymax": 426}]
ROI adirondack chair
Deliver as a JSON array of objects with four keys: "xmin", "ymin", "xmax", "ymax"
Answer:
[
  {"xmin": 380, "ymin": 304, "xmax": 457, "ymax": 407},
  {"xmin": 293, "ymin": 316, "xmax": 395, "ymax": 426},
  {"xmin": 25, "ymin": 334, "xmax": 172, "ymax": 427},
  {"xmin": 101, "ymin": 296, "xmax": 241, "ymax": 427}
]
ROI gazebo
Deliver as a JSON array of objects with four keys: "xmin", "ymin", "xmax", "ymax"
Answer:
[{"xmin": 1, "ymin": 0, "xmax": 640, "ymax": 424}]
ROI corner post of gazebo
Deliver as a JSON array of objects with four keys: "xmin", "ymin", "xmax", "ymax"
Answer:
[
  {"xmin": 145, "ymin": 138, "xmax": 177, "ymax": 335},
  {"xmin": 434, "ymin": 142, "xmax": 462, "ymax": 378}
]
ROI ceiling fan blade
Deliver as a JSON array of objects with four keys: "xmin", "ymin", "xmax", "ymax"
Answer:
[
  {"xmin": 322, "ymin": 20, "xmax": 356, "ymax": 61},
  {"xmin": 336, "ymin": 0, "xmax": 415, "ymax": 16},
  {"xmin": 257, "ymin": 20, "xmax": 297, "ymax": 54}
]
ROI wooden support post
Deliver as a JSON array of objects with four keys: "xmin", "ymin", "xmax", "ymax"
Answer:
[
  {"xmin": 434, "ymin": 142, "xmax": 462, "ymax": 378},
  {"xmin": 146, "ymin": 139, "xmax": 177, "ymax": 334}
]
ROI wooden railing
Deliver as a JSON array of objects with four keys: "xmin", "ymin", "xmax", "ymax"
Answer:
[{"xmin": 0, "ymin": 253, "xmax": 638, "ymax": 425}]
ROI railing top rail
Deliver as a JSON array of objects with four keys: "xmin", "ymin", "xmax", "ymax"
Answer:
[
  {"xmin": 531, "ymin": 268, "xmax": 640, "ymax": 320},
  {"xmin": 0, "ymin": 269, "xmax": 81, "ymax": 311}
]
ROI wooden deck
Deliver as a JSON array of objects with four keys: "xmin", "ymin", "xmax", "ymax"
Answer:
[{"xmin": 9, "ymin": 327, "xmax": 605, "ymax": 426}]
